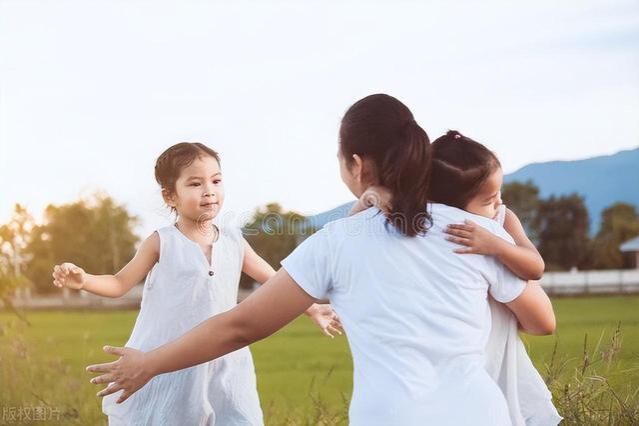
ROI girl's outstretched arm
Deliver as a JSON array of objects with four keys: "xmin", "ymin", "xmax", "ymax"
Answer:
[
  {"xmin": 87, "ymin": 268, "xmax": 315, "ymax": 403},
  {"xmin": 241, "ymin": 239, "xmax": 277, "ymax": 284},
  {"xmin": 242, "ymin": 240, "xmax": 342, "ymax": 337},
  {"xmin": 52, "ymin": 232, "xmax": 159, "ymax": 298},
  {"xmin": 445, "ymin": 209, "xmax": 545, "ymax": 281}
]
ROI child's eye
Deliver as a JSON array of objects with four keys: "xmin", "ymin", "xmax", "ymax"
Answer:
[
  {"xmin": 190, "ymin": 183, "xmax": 201, "ymax": 187},
  {"xmin": 213, "ymin": 179, "xmax": 222, "ymax": 184}
]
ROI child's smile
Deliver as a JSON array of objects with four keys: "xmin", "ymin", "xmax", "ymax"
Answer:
[{"xmin": 168, "ymin": 155, "xmax": 225, "ymax": 223}]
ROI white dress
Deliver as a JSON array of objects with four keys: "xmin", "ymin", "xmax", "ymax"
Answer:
[
  {"xmin": 485, "ymin": 205, "xmax": 562, "ymax": 425},
  {"xmin": 102, "ymin": 224, "xmax": 263, "ymax": 426},
  {"xmin": 281, "ymin": 203, "xmax": 527, "ymax": 426}
]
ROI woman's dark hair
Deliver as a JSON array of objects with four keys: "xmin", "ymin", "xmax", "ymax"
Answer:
[
  {"xmin": 339, "ymin": 94, "xmax": 431, "ymax": 237},
  {"xmin": 427, "ymin": 130, "xmax": 501, "ymax": 209},
  {"xmin": 154, "ymin": 142, "xmax": 220, "ymax": 212}
]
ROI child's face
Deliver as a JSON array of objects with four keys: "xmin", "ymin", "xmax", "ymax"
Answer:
[
  {"xmin": 166, "ymin": 155, "xmax": 224, "ymax": 223},
  {"xmin": 464, "ymin": 167, "xmax": 503, "ymax": 219}
]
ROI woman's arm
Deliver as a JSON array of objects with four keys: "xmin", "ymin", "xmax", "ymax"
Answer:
[
  {"xmin": 242, "ymin": 240, "xmax": 342, "ymax": 337},
  {"xmin": 87, "ymin": 268, "xmax": 315, "ymax": 402},
  {"xmin": 445, "ymin": 210, "xmax": 545, "ymax": 281},
  {"xmin": 52, "ymin": 233, "xmax": 159, "ymax": 298},
  {"xmin": 506, "ymin": 282, "xmax": 556, "ymax": 336}
]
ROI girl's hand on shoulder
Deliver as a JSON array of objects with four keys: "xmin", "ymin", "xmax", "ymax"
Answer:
[
  {"xmin": 349, "ymin": 186, "xmax": 392, "ymax": 216},
  {"xmin": 52, "ymin": 262, "xmax": 87, "ymax": 290},
  {"xmin": 305, "ymin": 304, "xmax": 343, "ymax": 338},
  {"xmin": 444, "ymin": 220, "xmax": 505, "ymax": 255}
]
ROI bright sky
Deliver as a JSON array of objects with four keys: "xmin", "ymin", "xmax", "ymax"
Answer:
[{"xmin": 1, "ymin": 0, "xmax": 638, "ymax": 238}]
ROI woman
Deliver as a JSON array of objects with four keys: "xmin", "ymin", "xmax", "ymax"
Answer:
[{"xmin": 87, "ymin": 94, "xmax": 555, "ymax": 425}]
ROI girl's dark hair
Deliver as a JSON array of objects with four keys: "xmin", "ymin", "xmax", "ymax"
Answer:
[
  {"xmin": 340, "ymin": 94, "xmax": 431, "ymax": 237},
  {"xmin": 154, "ymin": 142, "xmax": 220, "ymax": 211},
  {"xmin": 427, "ymin": 130, "xmax": 501, "ymax": 209}
]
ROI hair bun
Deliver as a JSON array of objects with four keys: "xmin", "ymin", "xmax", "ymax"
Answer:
[{"xmin": 445, "ymin": 130, "xmax": 463, "ymax": 140}]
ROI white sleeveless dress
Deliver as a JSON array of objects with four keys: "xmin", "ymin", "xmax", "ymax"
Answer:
[
  {"xmin": 485, "ymin": 205, "xmax": 562, "ymax": 425},
  {"xmin": 102, "ymin": 224, "xmax": 264, "ymax": 426}
]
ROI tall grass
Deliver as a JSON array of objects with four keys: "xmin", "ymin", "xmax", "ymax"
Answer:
[
  {"xmin": 541, "ymin": 323, "xmax": 639, "ymax": 425},
  {"xmin": 0, "ymin": 318, "xmax": 104, "ymax": 425},
  {"xmin": 1, "ymin": 315, "xmax": 638, "ymax": 425}
]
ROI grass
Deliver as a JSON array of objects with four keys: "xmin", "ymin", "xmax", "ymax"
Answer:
[{"xmin": 1, "ymin": 295, "xmax": 638, "ymax": 425}]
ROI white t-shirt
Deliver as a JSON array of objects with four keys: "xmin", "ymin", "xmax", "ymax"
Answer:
[{"xmin": 281, "ymin": 203, "xmax": 526, "ymax": 426}]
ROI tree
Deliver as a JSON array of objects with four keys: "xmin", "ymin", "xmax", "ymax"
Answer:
[
  {"xmin": 24, "ymin": 193, "xmax": 140, "ymax": 294},
  {"xmin": 534, "ymin": 194, "xmax": 590, "ymax": 270},
  {"xmin": 501, "ymin": 180, "xmax": 540, "ymax": 243},
  {"xmin": 588, "ymin": 203, "xmax": 639, "ymax": 269},
  {"xmin": 0, "ymin": 204, "xmax": 34, "ymax": 324},
  {"xmin": 239, "ymin": 203, "xmax": 307, "ymax": 289}
]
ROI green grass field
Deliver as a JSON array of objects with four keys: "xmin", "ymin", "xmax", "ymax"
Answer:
[{"xmin": 1, "ymin": 295, "xmax": 638, "ymax": 425}]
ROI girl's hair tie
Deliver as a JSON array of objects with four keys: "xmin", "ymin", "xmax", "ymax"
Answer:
[{"xmin": 445, "ymin": 130, "xmax": 463, "ymax": 140}]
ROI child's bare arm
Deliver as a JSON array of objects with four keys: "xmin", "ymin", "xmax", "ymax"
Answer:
[
  {"xmin": 242, "ymin": 240, "xmax": 342, "ymax": 338},
  {"xmin": 500, "ymin": 209, "xmax": 545, "ymax": 280},
  {"xmin": 242, "ymin": 240, "xmax": 276, "ymax": 284},
  {"xmin": 52, "ymin": 233, "xmax": 160, "ymax": 298},
  {"xmin": 445, "ymin": 210, "xmax": 544, "ymax": 281}
]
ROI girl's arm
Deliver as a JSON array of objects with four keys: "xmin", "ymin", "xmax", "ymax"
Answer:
[
  {"xmin": 241, "ymin": 239, "xmax": 277, "ymax": 284},
  {"xmin": 88, "ymin": 268, "xmax": 315, "ymax": 403},
  {"xmin": 242, "ymin": 240, "xmax": 342, "ymax": 337},
  {"xmin": 52, "ymin": 233, "xmax": 159, "ymax": 298},
  {"xmin": 445, "ymin": 209, "xmax": 545, "ymax": 281},
  {"xmin": 500, "ymin": 209, "xmax": 545, "ymax": 280}
]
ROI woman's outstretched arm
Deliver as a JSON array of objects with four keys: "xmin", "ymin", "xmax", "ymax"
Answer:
[{"xmin": 87, "ymin": 268, "xmax": 315, "ymax": 403}]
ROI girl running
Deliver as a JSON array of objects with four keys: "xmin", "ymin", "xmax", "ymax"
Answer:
[{"xmin": 52, "ymin": 142, "xmax": 340, "ymax": 425}]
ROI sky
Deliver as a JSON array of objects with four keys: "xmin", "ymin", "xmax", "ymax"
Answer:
[{"xmin": 1, "ymin": 0, "xmax": 638, "ymax": 238}]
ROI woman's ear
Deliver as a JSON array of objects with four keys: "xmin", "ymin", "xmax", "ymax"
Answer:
[
  {"xmin": 351, "ymin": 154, "xmax": 364, "ymax": 183},
  {"xmin": 353, "ymin": 154, "xmax": 379, "ymax": 188}
]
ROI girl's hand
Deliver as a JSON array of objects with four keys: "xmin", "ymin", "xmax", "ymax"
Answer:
[
  {"xmin": 349, "ymin": 185, "xmax": 393, "ymax": 216},
  {"xmin": 52, "ymin": 262, "xmax": 87, "ymax": 290},
  {"xmin": 444, "ymin": 220, "xmax": 506, "ymax": 255},
  {"xmin": 305, "ymin": 304, "xmax": 343, "ymax": 338},
  {"xmin": 87, "ymin": 346, "xmax": 153, "ymax": 404}
]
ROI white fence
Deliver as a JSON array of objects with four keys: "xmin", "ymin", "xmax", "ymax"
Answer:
[
  {"xmin": 2, "ymin": 285, "xmax": 255, "ymax": 310},
  {"xmin": 2, "ymin": 270, "xmax": 638, "ymax": 311},
  {"xmin": 539, "ymin": 269, "xmax": 639, "ymax": 295}
]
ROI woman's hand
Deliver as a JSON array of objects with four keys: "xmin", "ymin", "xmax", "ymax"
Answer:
[
  {"xmin": 87, "ymin": 346, "xmax": 155, "ymax": 404},
  {"xmin": 444, "ymin": 220, "xmax": 506, "ymax": 255},
  {"xmin": 305, "ymin": 304, "xmax": 343, "ymax": 338},
  {"xmin": 52, "ymin": 262, "xmax": 87, "ymax": 290}
]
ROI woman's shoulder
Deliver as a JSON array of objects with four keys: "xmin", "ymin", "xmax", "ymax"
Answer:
[{"xmin": 322, "ymin": 207, "xmax": 383, "ymax": 232}]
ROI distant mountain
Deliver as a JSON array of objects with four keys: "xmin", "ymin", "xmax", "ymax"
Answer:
[
  {"xmin": 304, "ymin": 148, "xmax": 639, "ymax": 233},
  {"xmin": 504, "ymin": 148, "xmax": 639, "ymax": 233}
]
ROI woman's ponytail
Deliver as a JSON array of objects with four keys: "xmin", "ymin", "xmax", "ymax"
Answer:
[{"xmin": 340, "ymin": 94, "xmax": 432, "ymax": 237}]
